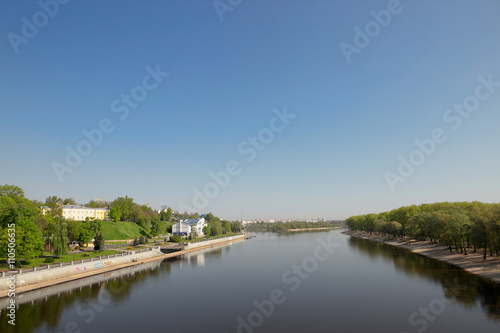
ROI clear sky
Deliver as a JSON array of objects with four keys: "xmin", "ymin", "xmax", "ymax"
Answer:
[{"xmin": 1, "ymin": 0, "xmax": 499, "ymax": 221}]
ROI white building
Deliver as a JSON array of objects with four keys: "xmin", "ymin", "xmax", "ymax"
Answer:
[{"xmin": 172, "ymin": 217, "xmax": 207, "ymax": 236}]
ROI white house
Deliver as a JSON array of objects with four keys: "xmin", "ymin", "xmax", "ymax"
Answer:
[{"xmin": 172, "ymin": 217, "xmax": 207, "ymax": 236}]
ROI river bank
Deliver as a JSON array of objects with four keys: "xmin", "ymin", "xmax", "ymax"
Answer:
[
  {"xmin": 342, "ymin": 230, "xmax": 500, "ymax": 284},
  {"xmin": 0, "ymin": 234, "xmax": 246, "ymax": 298},
  {"xmin": 289, "ymin": 227, "xmax": 340, "ymax": 232}
]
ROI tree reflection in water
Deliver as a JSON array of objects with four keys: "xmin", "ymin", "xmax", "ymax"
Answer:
[
  {"xmin": 347, "ymin": 236, "xmax": 500, "ymax": 321},
  {"xmin": 0, "ymin": 245, "xmax": 226, "ymax": 333}
]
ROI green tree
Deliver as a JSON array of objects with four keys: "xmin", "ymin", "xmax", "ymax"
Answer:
[
  {"xmin": 211, "ymin": 220, "xmax": 222, "ymax": 236},
  {"xmin": 78, "ymin": 225, "xmax": 92, "ymax": 244},
  {"xmin": 0, "ymin": 217, "xmax": 44, "ymax": 264},
  {"xmin": 387, "ymin": 221, "xmax": 403, "ymax": 237},
  {"xmin": 87, "ymin": 200, "xmax": 108, "ymax": 208},
  {"xmin": 231, "ymin": 221, "xmax": 242, "ymax": 233},
  {"xmin": 44, "ymin": 196, "xmax": 63, "ymax": 217},
  {"xmin": 223, "ymin": 221, "xmax": 231, "ymax": 234},
  {"xmin": 0, "ymin": 185, "xmax": 44, "ymax": 264},
  {"xmin": 94, "ymin": 232, "xmax": 105, "ymax": 252},
  {"xmin": 62, "ymin": 197, "xmax": 76, "ymax": 205},
  {"xmin": 110, "ymin": 195, "xmax": 135, "ymax": 220},
  {"xmin": 88, "ymin": 219, "xmax": 102, "ymax": 236},
  {"xmin": 34, "ymin": 213, "xmax": 54, "ymax": 250},
  {"xmin": 109, "ymin": 207, "xmax": 121, "ymax": 222},
  {"xmin": 202, "ymin": 226, "xmax": 211, "ymax": 236},
  {"xmin": 52, "ymin": 217, "xmax": 69, "ymax": 256},
  {"xmin": 0, "ymin": 184, "xmax": 24, "ymax": 197},
  {"xmin": 166, "ymin": 207, "xmax": 173, "ymax": 221},
  {"xmin": 87, "ymin": 200, "xmax": 100, "ymax": 208},
  {"xmin": 78, "ymin": 220, "xmax": 98, "ymax": 245},
  {"xmin": 205, "ymin": 212, "xmax": 220, "ymax": 224},
  {"xmin": 374, "ymin": 219, "xmax": 387, "ymax": 234},
  {"xmin": 151, "ymin": 215, "xmax": 161, "ymax": 237},
  {"xmin": 66, "ymin": 220, "xmax": 82, "ymax": 242}
]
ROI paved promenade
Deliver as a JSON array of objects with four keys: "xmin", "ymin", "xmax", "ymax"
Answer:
[{"xmin": 0, "ymin": 235, "xmax": 245, "ymax": 298}]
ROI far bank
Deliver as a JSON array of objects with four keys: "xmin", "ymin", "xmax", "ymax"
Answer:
[
  {"xmin": 289, "ymin": 227, "xmax": 340, "ymax": 232},
  {"xmin": 343, "ymin": 230, "xmax": 500, "ymax": 284}
]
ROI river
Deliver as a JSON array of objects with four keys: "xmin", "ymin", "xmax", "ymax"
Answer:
[{"xmin": 2, "ymin": 229, "xmax": 500, "ymax": 332}]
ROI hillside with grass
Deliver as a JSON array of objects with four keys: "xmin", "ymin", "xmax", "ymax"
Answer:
[
  {"xmin": 102, "ymin": 221, "xmax": 149, "ymax": 240},
  {"xmin": 102, "ymin": 220, "xmax": 172, "ymax": 240}
]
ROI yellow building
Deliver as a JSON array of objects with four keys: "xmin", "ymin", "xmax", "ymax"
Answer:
[
  {"xmin": 41, "ymin": 205, "xmax": 110, "ymax": 221},
  {"xmin": 40, "ymin": 206, "xmax": 51, "ymax": 215}
]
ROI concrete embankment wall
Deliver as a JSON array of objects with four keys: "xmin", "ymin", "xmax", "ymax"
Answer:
[
  {"xmin": 186, "ymin": 234, "xmax": 246, "ymax": 249},
  {"xmin": 0, "ymin": 259, "xmax": 162, "ymax": 309},
  {"xmin": 0, "ymin": 248, "xmax": 163, "ymax": 291}
]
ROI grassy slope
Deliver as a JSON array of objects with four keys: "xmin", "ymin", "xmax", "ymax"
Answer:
[
  {"xmin": 102, "ymin": 221, "xmax": 173, "ymax": 240},
  {"xmin": 102, "ymin": 220, "xmax": 148, "ymax": 240}
]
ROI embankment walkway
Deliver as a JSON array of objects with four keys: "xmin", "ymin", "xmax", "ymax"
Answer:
[{"xmin": 0, "ymin": 233, "xmax": 246, "ymax": 298}]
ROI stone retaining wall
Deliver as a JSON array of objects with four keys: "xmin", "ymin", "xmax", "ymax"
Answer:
[
  {"xmin": 0, "ymin": 248, "xmax": 163, "ymax": 291},
  {"xmin": 186, "ymin": 234, "xmax": 246, "ymax": 249}
]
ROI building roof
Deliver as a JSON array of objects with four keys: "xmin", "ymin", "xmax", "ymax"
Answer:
[
  {"xmin": 62, "ymin": 205, "xmax": 109, "ymax": 210},
  {"xmin": 182, "ymin": 218, "xmax": 205, "ymax": 226}
]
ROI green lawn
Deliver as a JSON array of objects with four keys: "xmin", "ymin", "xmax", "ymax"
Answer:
[
  {"xmin": 102, "ymin": 220, "xmax": 173, "ymax": 240},
  {"xmin": 9, "ymin": 250, "xmax": 120, "ymax": 270},
  {"xmin": 101, "ymin": 220, "xmax": 149, "ymax": 240}
]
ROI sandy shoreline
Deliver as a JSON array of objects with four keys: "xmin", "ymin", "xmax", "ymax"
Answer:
[
  {"xmin": 0, "ymin": 236, "xmax": 244, "ymax": 298},
  {"xmin": 342, "ymin": 230, "xmax": 500, "ymax": 284}
]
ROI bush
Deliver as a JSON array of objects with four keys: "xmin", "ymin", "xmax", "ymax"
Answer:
[
  {"xmin": 44, "ymin": 257, "xmax": 55, "ymax": 264},
  {"xmin": 170, "ymin": 234, "xmax": 181, "ymax": 243}
]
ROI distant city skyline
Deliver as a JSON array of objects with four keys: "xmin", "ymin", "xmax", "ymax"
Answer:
[{"xmin": 2, "ymin": 1, "xmax": 499, "ymax": 221}]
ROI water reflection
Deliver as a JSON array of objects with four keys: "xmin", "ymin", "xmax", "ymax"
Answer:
[
  {"xmin": 186, "ymin": 245, "xmax": 226, "ymax": 268},
  {"xmin": 0, "ymin": 260, "xmax": 163, "ymax": 333},
  {"xmin": 0, "ymin": 244, "xmax": 229, "ymax": 333},
  {"xmin": 347, "ymin": 236, "xmax": 500, "ymax": 322},
  {"xmin": 3, "ymin": 234, "xmax": 499, "ymax": 333}
]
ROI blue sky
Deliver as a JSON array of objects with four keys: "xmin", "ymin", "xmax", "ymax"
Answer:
[{"xmin": 1, "ymin": 0, "xmax": 499, "ymax": 220}]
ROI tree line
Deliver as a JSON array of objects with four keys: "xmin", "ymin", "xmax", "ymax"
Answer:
[
  {"xmin": 245, "ymin": 221, "xmax": 343, "ymax": 232},
  {"xmin": 346, "ymin": 201, "xmax": 500, "ymax": 259}
]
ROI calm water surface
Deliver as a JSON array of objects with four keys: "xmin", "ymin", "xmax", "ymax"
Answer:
[{"xmin": 2, "ymin": 229, "xmax": 500, "ymax": 333}]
